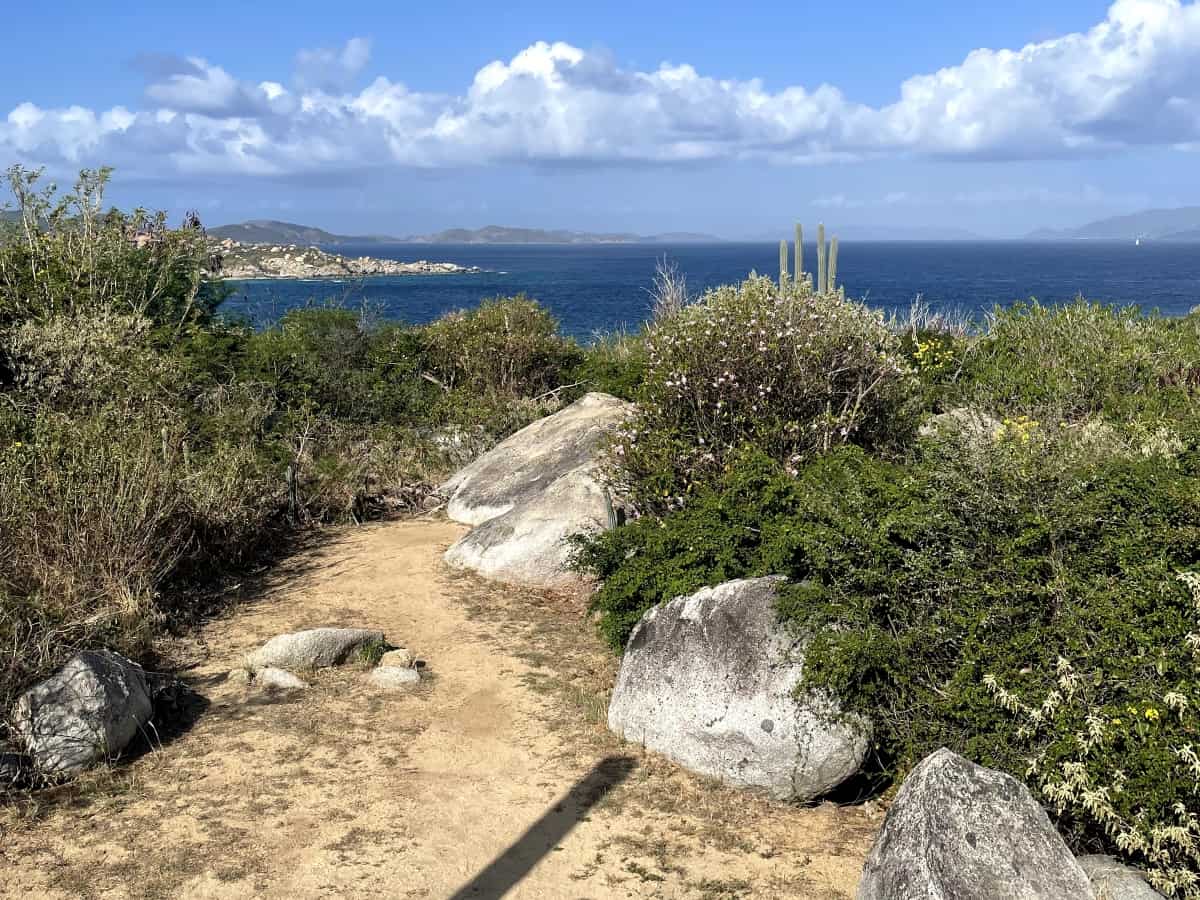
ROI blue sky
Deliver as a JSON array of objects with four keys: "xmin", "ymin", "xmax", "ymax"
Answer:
[{"xmin": 3, "ymin": 0, "xmax": 1198, "ymax": 237}]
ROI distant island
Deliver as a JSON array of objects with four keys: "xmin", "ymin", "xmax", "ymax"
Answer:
[
  {"xmin": 211, "ymin": 238, "xmax": 480, "ymax": 280},
  {"xmin": 208, "ymin": 220, "xmax": 399, "ymax": 246},
  {"xmin": 1028, "ymin": 207, "xmax": 1200, "ymax": 242},
  {"xmin": 209, "ymin": 219, "xmax": 723, "ymax": 246}
]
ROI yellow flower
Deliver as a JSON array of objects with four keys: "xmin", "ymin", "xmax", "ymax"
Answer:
[
  {"xmin": 1111, "ymin": 717, "xmax": 1123, "ymax": 726},
  {"xmin": 1145, "ymin": 707, "xmax": 1161, "ymax": 722}
]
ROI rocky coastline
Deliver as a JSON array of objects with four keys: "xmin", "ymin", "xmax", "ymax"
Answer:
[{"xmin": 211, "ymin": 238, "xmax": 481, "ymax": 280}]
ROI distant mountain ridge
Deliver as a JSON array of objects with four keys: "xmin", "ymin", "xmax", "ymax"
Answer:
[
  {"xmin": 1028, "ymin": 207, "xmax": 1200, "ymax": 241},
  {"xmin": 208, "ymin": 220, "xmax": 398, "ymax": 245},
  {"xmin": 209, "ymin": 220, "xmax": 723, "ymax": 246}
]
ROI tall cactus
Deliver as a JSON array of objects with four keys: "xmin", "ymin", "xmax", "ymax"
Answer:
[
  {"xmin": 794, "ymin": 223, "xmax": 803, "ymax": 286},
  {"xmin": 816, "ymin": 223, "xmax": 827, "ymax": 294},
  {"xmin": 827, "ymin": 236, "xmax": 839, "ymax": 294},
  {"xmin": 779, "ymin": 239, "xmax": 789, "ymax": 289}
]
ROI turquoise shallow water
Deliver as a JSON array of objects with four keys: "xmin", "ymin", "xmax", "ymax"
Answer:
[{"xmin": 220, "ymin": 241, "xmax": 1200, "ymax": 339}]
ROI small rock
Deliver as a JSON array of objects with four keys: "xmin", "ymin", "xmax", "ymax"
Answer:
[
  {"xmin": 368, "ymin": 667, "xmax": 421, "ymax": 690},
  {"xmin": 1077, "ymin": 855, "xmax": 1164, "ymax": 899},
  {"xmin": 379, "ymin": 649, "xmax": 416, "ymax": 669},
  {"xmin": 256, "ymin": 668, "xmax": 308, "ymax": 691},
  {"xmin": 245, "ymin": 627, "xmax": 385, "ymax": 671},
  {"xmin": 12, "ymin": 650, "xmax": 154, "ymax": 775}
]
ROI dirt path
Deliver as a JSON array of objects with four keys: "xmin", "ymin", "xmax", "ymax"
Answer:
[{"xmin": 1, "ymin": 519, "xmax": 877, "ymax": 899}]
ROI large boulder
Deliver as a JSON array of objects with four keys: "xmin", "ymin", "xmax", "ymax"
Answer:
[
  {"xmin": 607, "ymin": 577, "xmax": 868, "ymax": 801},
  {"xmin": 245, "ymin": 627, "xmax": 385, "ymax": 671},
  {"xmin": 441, "ymin": 391, "xmax": 633, "ymax": 527},
  {"xmin": 857, "ymin": 748, "xmax": 1095, "ymax": 900},
  {"xmin": 1077, "ymin": 856, "xmax": 1164, "ymax": 899},
  {"xmin": 442, "ymin": 392, "xmax": 634, "ymax": 588},
  {"xmin": 12, "ymin": 650, "xmax": 154, "ymax": 775},
  {"xmin": 444, "ymin": 461, "xmax": 610, "ymax": 589}
]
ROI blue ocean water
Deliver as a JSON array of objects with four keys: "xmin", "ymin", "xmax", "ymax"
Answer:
[{"xmin": 219, "ymin": 241, "xmax": 1200, "ymax": 339}]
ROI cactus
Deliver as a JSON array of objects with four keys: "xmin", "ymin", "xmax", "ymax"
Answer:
[
  {"xmin": 816, "ymin": 223, "xmax": 827, "ymax": 294},
  {"xmin": 794, "ymin": 223, "xmax": 803, "ymax": 286},
  {"xmin": 827, "ymin": 236, "xmax": 839, "ymax": 294},
  {"xmin": 779, "ymin": 239, "xmax": 789, "ymax": 289}
]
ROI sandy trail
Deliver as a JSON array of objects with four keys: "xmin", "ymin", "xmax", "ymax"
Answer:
[{"xmin": 1, "ymin": 519, "xmax": 877, "ymax": 899}]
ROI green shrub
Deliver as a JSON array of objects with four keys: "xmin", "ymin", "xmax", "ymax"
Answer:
[
  {"xmin": 236, "ymin": 308, "xmax": 437, "ymax": 425},
  {"xmin": 574, "ymin": 446, "xmax": 899, "ymax": 650},
  {"xmin": 421, "ymin": 294, "xmax": 582, "ymax": 398},
  {"xmin": 570, "ymin": 330, "xmax": 649, "ymax": 401},
  {"xmin": 956, "ymin": 299, "xmax": 1200, "ymax": 424},
  {"xmin": 793, "ymin": 437, "xmax": 1200, "ymax": 892},
  {"xmin": 612, "ymin": 275, "xmax": 917, "ymax": 511},
  {"xmin": 0, "ymin": 166, "xmax": 220, "ymax": 329}
]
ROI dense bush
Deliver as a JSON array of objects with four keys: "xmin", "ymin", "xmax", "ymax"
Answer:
[
  {"xmin": 421, "ymin": 294, "xmax": 582, "ymax": 398},
  {"xmin": 612, "ymin": 275, "xmax": 917, "ymax": 511},
  {"xmin": 955, "ymin": 299, "xmax": 1200, "ymax": 424}
]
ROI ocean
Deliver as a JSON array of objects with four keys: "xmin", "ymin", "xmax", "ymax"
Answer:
[{"xmin": 219, "ymin": 241, "xmax": 1200, "ymax": 339}]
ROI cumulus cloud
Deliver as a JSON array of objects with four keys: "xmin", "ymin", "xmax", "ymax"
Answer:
[
  {"xmin": 4, "ymin": 1, "xmax": 1200, "ymax": 177},
  {"xmin": 294, "ymin": 37, "xmax": 372, "ymax": 92}
]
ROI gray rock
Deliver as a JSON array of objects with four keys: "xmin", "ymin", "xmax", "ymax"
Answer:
[
  {"xmin": 857, "ymin": 748, "xmax": 1095, "ymax": 900},
  {"xmin": 245, "ymin": 628, "xmax": 385, "ymax": 671},
  {"xmin": 12, "ymin": 650, "xmax": 154, "ymax": 775},
  {"xmin": 1077, "ymin": 855, "xmax": 1164, "ymax": 899},
  {"xmin": 367, "ymin": 666, "xmax": 421, "ymax": 689},
  {"xmin": 379, "ymin": 649, "xmax": 416, "ymax": 669},
  {"xmin": 441, "ymin": 392, "xmax": 633, "ymax": 527},
  {"xmin": 255, "ymin": 667, "xmax": 308, "ymax": 691},
  {"xmin": 443, "ymin": 461, "xmax": 611, "ymax": 589},
  {"xmin": 607, "ymin": 577, "xmax": 868, "ymax": 801}
]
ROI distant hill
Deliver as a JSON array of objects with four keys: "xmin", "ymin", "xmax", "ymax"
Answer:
[
  {"xmin": 1028, "ymin": 208, "xmax": 1200, "ymax": 241},
  {"xmin": 0, "ymin": 209, "xmax": 19, "ymax": 224},
  {"xmin": 406, "ymin": 225, "xmax": 722, "ymax": 244},
  {"xmin": 209, "ymin": 220, "xmax": 398, "ymax": 245},
  {"xmin": 209, "ymin": 220, "xmax": 722, "ymax": 246}
]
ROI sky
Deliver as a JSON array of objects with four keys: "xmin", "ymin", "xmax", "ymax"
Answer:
[{"xmin": 2, "ymin": 0, "xmax": 1199, "ymax": 238}]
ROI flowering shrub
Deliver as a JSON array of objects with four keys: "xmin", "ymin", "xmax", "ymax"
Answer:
[
  {"xmin": 987, "ymin": 638, "xmax": 1200, "ymax": 898},
  {"xmin": 613, "ymin": 275, "xmax": 916, "ymax": 509}
]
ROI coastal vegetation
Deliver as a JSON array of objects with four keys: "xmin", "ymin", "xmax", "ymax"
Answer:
[
  {"xmin": 575, "ymin": 237, "xmax": 1200, "ymax": 893},
  {"xmin": 5, "ymin": 166, "xmax": 1200, "ymax": 892},
  {"xmin": 0, "ymin": 167, "xmax": 597, "ymax": 734}
]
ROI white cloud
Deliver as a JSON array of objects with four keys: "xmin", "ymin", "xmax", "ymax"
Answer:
[
  {"xmin": 4, "ymin": 2, "xmax": 1200, "ymax": 177},
  {"xmin": 294, "ymin": 37, "xmax": 372, "ymax": 92}
]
